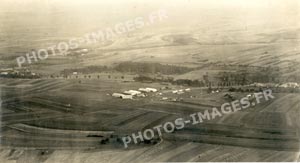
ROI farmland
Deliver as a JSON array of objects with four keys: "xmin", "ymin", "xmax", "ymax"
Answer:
[{"xmin": 0, "ymin": 78, "xmax": 299, "ymax": 162}]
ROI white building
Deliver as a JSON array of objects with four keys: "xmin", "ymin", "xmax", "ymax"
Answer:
[
  {"xmin": 146, "ymin": 88, "xmax": 158, "ymax": 92},
  {"xmin": 279, "ymin": 82, "xmax": 299, "ymax": 88},
  {"xmin": 124, "ymin": 90, "xmax": 142, "ymax": 96},
  {"xmin": 185, "ymin": 88, "xmax": 191, "ymax": 92},
  {"xmin": 139, "ymin": 88, "xmax": 158, "ymax": 92},
  {"xmin": 112, "ymin": 93, "xmax": 133, "ymax": 99},
  {"xmin": 172, "ymin": 90, "xmax": 178, "ymax": 94},
  {"xmin": 172, "ymin": 90, "xmax": 184, "ymax": 94}
]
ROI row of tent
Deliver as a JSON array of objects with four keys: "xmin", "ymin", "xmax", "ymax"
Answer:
[
  {"xmin": 112, "ymin": 88, "xmax": 158, "ymax": 99},
  {"xmin": 172, "ymin": 88, "xmax": 191, "ymax": 94}
]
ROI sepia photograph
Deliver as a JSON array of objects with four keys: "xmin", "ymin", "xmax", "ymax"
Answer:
[{"xmin": 0, "ymin": 0, "xmax": 300, "ymax": 162}]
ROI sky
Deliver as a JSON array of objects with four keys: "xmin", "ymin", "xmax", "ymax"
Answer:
[{"xmin": 0, "ymin": 0, "xmax": 299, "ymax": 47}]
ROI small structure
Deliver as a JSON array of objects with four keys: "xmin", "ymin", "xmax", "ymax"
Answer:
[
  {"xmin": 172, "ymin": 90, "xmax": 178, "ymax": 94},
  {"xmin": 112, "ymin": 93, "xmax": 133, "ymax": 99},
  {"xmin": 162, "ymin": 97, "xmax": 168, "ymax": 100},
  {"xmin": 247, "ymin": 94, "xmax": 255, "ymax": 102},
  {"xmin": 146, "ymin": 88, "xmax": 158, "ymax": 92},
  {"xmin": 172, "ymin": 90, "xmax": 184, "ymax": 94},
  {"xmin": 185, "ymin": 88, "xmax": 191, "ymax": 92},
  {"xmin": 177, "ymin": 90, "xmax": 184, "ymax": 94}
]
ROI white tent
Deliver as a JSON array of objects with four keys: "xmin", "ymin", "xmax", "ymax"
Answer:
[
  {"xmin": 139, "ymin": 88, "xmax": 157, "ymax": 92},
  {"xmin": 124, "ymin": 90, "xmax": 142, "ymax": 95},
  {"xmin": 112, "ymin": 93, "xmax": 133, "ymax": 99}
]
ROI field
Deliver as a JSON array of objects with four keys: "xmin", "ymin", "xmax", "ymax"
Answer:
[{"xmin": 0, "ymin": 78, "xmax": 299, "ymax": 162}]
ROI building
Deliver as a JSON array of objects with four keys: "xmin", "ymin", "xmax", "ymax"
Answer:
[
  {"xmin": 185, "ymin": 88, "xmax": 191, "ymax": 92},
  {"xmin": 146, "ymin": 88, "xmax": 158, "ymax": 92},
  {"xmin": 172, "ymin": 89, "xmax": 184, "ymax": 94},
  {"xmin": 279, "ymin": 82, "xmax": 299, "ymax": 88},
  {"xmin": 112, "ymin": 93, "xmax": 133, "ymax": 99},
  {"xmin": 139, "ymin": 88, "xmax": 158, "ymax": 92},
  {"xmin": 162, "ymin": 97, "xmax": 168, "ymax": 100},
  {"xmin": 124, "ymin": 90, "xmax": 142, "ymax": 96}
]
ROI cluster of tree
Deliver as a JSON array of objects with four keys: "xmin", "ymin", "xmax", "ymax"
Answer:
[
  {"xmin": 0, "ymin": 73, "xmax": 40, "ymax": 79},
  {"xmin": 211, "ymin": 62, "xmax": 278, "ymax": 71},
  {"xmin": 60, "ymin": 62, "xmax": 193, "ymax": 76},
  {"xmin": 134, "ymin": 75, "xmax": 207, "ymax": 87},
  {"xmin": 172, "ymin": 79, "xmax": 206, "ymax": 87},
  {"xmin": 114, "ymin": 62, "xmax": 193, "ymax": 75},
  {"xmin": 217, "ymin": 69, "xmax": 279, "ymax": 85}
]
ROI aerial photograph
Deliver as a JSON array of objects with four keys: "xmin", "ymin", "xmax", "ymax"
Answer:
[{"xmin": 0, "ymin": 0, "xmax": 300, "ymax": 162}]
